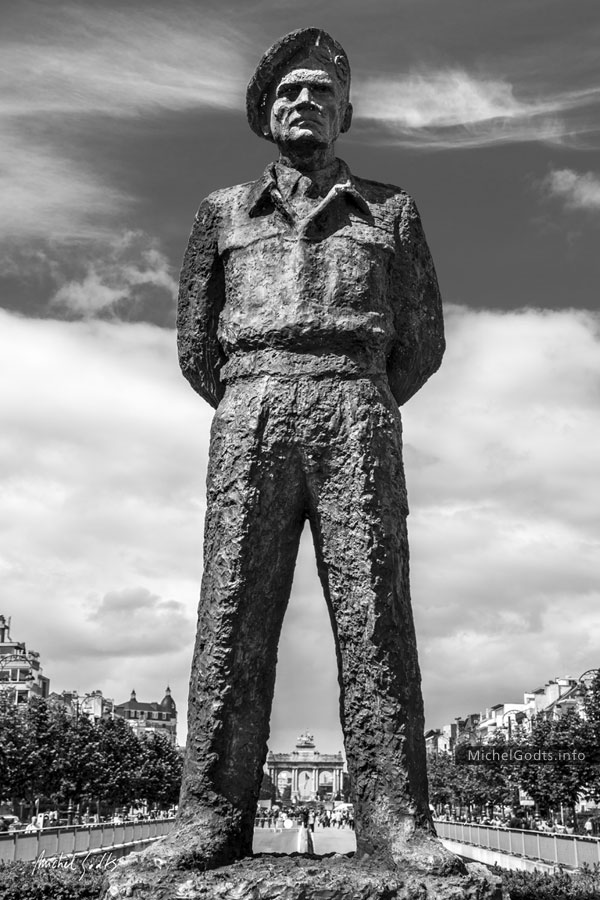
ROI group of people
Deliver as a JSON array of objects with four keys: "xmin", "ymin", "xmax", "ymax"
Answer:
[
  {"xmin": 254, "ymin": 805, "xmax": 355, "ymax": 832},
  {"xmin": 319, "ymin": 808, "xmax": 354, "ymax": 830},
  {"xmin": 0, "ymin": 814, "xmax": 47, "ymax": 833},
  {"xmin": 0, "ymin": 808, "xmax": 175, "ymax": 833}
]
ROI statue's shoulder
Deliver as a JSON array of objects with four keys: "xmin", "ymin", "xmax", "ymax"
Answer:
[
  {"xmin": 201, "ymin": 179, "xmax": 261, "ymax": 212},
  {"xmin": 352, "ymin": 174, "xmax": 415, "ymax": 213}
]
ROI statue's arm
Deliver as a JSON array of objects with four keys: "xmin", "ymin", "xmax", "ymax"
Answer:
[
  {"xmin": 387, "ymin": 196, "xmax": 445, "ymax": 406},
  {"xmin": 177, "ymin": 196, "xmax": 226, "ymax": 409}
]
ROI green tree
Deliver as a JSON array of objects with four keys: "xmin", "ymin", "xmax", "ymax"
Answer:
[
  {"xmin": 11, "ymin": 697, "xmax": 61, "ymax": 815},
  {"xmin": 0, "ymin": 696, "xmax": 183, "ymax": 817},
  {"xmin": 577, "ymin": 670, "xmax": 600, "ymax": 804},
  {"xmin": 137, "ymin": 733, "xmax": 182, "ymax": 809},
  {"xmin": 427, "ymin": 752, "xmax": 455, "ymax": 813},
  {"xmin": 51, "ymin": 705, "xmax": 105, "ymax": 815},
  {"xmin": 93, "ymin": 717, "xmax": 146, "ymax": 811},
  {"xmin": 0, "ymin": 692, "xmax": 21, "ymax": 808},
  {"xmin": 516, "ymin": 710, "xmax": 594, "ymax": 820}
]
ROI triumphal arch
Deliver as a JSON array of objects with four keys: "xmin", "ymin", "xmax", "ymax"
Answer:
[{"xmin": 266, "ymin": 731, "xmax": 345, "ymax": 802}]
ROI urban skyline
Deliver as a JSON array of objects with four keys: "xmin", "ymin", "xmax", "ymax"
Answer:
[
  {"xmin": 1, "ymin": 0, "xmax": 599, "ymax": 754},
  {"xmin": 3, "ymin": 609, "xmax": 596, "ymax": 761}
]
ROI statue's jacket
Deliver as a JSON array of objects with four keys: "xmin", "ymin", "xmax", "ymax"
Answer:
[{"xmin": 177, "ymin": 158, "xmax": 444, "ymax": 411}]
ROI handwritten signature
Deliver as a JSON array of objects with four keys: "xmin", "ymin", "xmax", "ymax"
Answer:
[{"xmin": 33, "ymin": 849, "xmax": 118, "ymax": 879}]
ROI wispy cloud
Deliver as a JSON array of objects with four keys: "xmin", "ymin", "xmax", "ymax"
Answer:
[
  {"xmin": 51, "ymin": 232, "xmax": 178, "ymax": 318},
  {"xmin": 541, "ymin": 168, "xmax": 600, "ymax": 212},
  {"xmin": 353, "ymin": 69, "xmax": 600, "ymax": 149},
  {"xmin": 0, "ymin": 129, "xmax": 129, "ymax": 243},
  {"xmin": 1, "ymin": 5, "xmax": 249, "ymax": 119},
  {"xmin": 0, "ymin": 3, "xmax": 252, "ymax": 242}
]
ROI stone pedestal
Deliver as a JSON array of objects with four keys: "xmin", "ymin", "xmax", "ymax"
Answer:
[{"xmin": 102, "ymin": 853, "xmax": 507, "ymax": 899}]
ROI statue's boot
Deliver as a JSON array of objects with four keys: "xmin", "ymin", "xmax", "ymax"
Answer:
[
  {"xmin": 355, "ymin": 816, "xmax": 467, "ymax": 876},
  {"xmin": 117, "ymin": 810, "xmax": 251, "ymax": 873}
]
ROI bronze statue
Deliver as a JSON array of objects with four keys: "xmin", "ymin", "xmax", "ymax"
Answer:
[{"xmin": 173, "ymin": 27, "xmax": 457, "ymax": 874}]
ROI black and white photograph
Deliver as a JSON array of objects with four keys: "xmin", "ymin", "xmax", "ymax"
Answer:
[{"xmin": 1, "ymin": 1, "xmax": 599, "ymax": 896}]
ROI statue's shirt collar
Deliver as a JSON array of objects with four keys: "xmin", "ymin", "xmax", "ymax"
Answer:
[{"xmin": 248, "ymin": 158, "xmax": 371, "ymax": 221}]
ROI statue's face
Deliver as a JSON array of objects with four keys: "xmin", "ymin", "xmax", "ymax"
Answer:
[{"xmin": 268, "ymin": 67, "xmax": 347, "ymax": 148}]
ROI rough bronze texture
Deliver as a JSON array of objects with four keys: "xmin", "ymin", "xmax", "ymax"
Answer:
[
  {"xmin": 133, "ymin": 24, "xmax": 462, "ymax": 883},
  {"xmin": 102, "ymin": 854, "xmax": 506, "ymax": 900}
]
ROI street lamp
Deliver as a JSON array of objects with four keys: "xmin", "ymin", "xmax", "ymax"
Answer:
[
  {"xmin": 578, "ymin": 669, "xmax": 600, "ymax": 691},
  {"xmin": 454, "ymin": 717, "xmax": 480, "ymax": 747},
  {"xmin": 501, "ymin": 709, "xmax": 528, "ymax": 740},
  {"xmin": 69, "ymin": 691, "xmax": 84, "ymax": 824}
]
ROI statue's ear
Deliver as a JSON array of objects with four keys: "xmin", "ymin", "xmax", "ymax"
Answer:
[{"xmin": 341, "ymin": 101, "xmax": 353, "ymax": 133}]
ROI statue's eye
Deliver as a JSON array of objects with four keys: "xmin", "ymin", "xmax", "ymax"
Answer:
[{"xmin": 278, "ymin": 86, "xmax": 301, "ymax": 101}]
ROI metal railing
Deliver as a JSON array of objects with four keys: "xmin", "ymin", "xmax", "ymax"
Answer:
[
  {"xmin": 0, "ymin": 818, "xmax": 174, "ymax": 863},
  {"xmin": 436, "ymin": 819, "xmax": 600, "ymax": 869}
]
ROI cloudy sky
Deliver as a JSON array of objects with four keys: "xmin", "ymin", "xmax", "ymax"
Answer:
[{"xmin": 2, "ymin": 0, "xmax": 599, "ymax": 757}]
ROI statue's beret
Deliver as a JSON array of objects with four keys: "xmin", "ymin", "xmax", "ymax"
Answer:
[{"xmin": 246, "ymin": 27, "xmax": 351, "ymax": 142}]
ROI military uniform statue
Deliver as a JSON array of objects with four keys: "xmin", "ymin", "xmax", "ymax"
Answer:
[{"xmin": 173, "ymin": 28, "xmax": 458, "ymax": 875}]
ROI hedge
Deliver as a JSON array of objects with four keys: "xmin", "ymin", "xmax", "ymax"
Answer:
[{"xmin": 2, "ymin": 859, "xmax": 600, "ymax": 899}]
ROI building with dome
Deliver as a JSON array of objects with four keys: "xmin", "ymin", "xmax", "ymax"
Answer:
[
  {"xmin": 114, "ymin": 686, "xmax": 178, "ymax": 745},
  {"xmin": 266, "ymin": 730, "xmax": 345, "ymax": 802}
]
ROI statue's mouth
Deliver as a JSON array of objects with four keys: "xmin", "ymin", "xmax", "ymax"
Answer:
[{"xmin": 290, "ymin": 111, "xmax": 323, "ymax": 126}]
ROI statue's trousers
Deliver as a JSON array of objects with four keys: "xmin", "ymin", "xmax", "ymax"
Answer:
[{"xmin": 178, "ymin": 373, "xmax": 431, "ymax": 858}]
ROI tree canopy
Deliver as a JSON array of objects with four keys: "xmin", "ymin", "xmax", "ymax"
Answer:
[{"xmin": 0, "ymin": 694, "xmax": 182, "ymax": 817}]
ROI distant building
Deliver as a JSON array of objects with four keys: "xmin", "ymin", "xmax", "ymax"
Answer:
[
  {"xmin": 428, "ymin": 674, "xmax": 593, "ymax": 751},
  {"xmin": 0, "ymin": 614, "xmax": 50, "ymax": 705},
  {"xmin": 114, "ymin": 687, "xmax": 177, "ymax": 745},
  {"xmin": 47, "ymin": 689, "xmax": 115, "ymax": 722},
  {"xmin": 266, "ymin": 730, "xmax": 345, "ymax": 802},
  {"xmin": 529, "ymin": 677, "xmax": 582, "ymax": 719},
  {"xmin": 425, "ymin": 723, "xmax": 458, "ymax": 754}
]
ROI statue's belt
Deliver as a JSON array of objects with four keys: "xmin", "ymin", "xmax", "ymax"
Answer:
[{"xmin": 220, "ymin": 349, "xmax": 386, "ymax": 382}]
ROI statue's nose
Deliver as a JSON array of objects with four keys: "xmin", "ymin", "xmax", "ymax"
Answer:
[{"xmin": 295, "ymin": 86, "xmax": 316, "ymax": 106}]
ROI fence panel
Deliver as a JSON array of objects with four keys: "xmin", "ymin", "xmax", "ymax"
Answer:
[
  {"xmin": 57, "ymin": 828, "xmax": 76, "ymax": 856},
  {"xmin": 14, "ymin": 833, "xmax": 38, "ymax": 861},
  {"xmin": 435, "ymin": 819, "xmax": 600, "ymax": 870},
  {"xmin": 0, "ymin": 834, "xmax": 16, "ymax": 862},
  {"xmin": 38, "ymin": 829, "xmax": 60, "ymax": 858},
  {"xmin": 0, "ymin": 818, "xmax": 174, "ymax": 863},
  {"xmin": 87, "ymin": 827, "xmax": 103, "ymax": 851},
  {"xmin": 496, "ymin": 829, "xmax": 511, "ymax": 853},
  {"xmin": 574, "ymin": 838, "xmax": 600, "ymax": 867},
  {"xmin": 536, "ymin": 833, "xmax": 556, "ymax": 863},
  {"xmin": 521, "ymin": 831, "xmax": 538, "ymax": 858},
  {"xmin": 74, "ymin": 828, "xmax": 91, "ymax": 853},
  {"xmin": 555, "ymin": 838, "xmax": 576, "ymax": 867}
]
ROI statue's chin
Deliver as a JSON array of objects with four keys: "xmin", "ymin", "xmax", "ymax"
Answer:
[{"xmin": 279, "ymin": 134, "xmax": 330, "ymax": 156}]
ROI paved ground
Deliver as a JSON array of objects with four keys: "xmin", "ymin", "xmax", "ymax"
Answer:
[
  {"xmin": 253, "ymin": 825, "xmax": 303, "ymax": 854},
  {"xmin": 311, "ymin": 827, "xmax": 356, "ymax": 855},
  {"xmin": 253, "ymin": 826, "xmax": 356, "ymax": 855}
]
